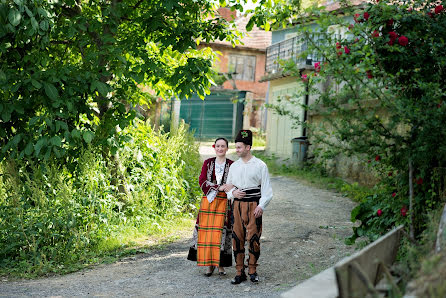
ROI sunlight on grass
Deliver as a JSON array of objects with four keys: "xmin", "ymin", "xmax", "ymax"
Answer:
[{"xmin": 96, "ymin": 217, "xmax": 195, "ymax": 258}]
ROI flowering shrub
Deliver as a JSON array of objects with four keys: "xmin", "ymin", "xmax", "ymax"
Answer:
[{"xmin": 273, "ymin": 0, "xmax": 446, "ymax": 242}]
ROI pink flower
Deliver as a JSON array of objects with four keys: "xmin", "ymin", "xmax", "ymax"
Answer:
[
  {"xmin": 344, "ymin": 46, "xmax": 351, "ymax": 54},
  {"xmin": 301, "ymin": 74, "xmax": 308, "ymax": 82},
  {"xmin": 428, "ymin": 12, "xmax": 434, "ymax": 18},
  {"xmin": 354, "ymin": 13, "xmax": 361, "ymax": 23},
  {"xmin": 364, "ymin": 12, "xmax": 370, "ymax": 21},
  {"xmin": 387, "ymin": 19, "xmax": 394, "ymax": 27},
  {"xmin": 435, "ymin": 5, "xmax": 443, "ymax": 14},
  {"xmin": 375, "ymin": 155, "xmax": 380, "ymax": 161},
  {"xmin": 372, "ymin": 30, "xmax": 380, "ymax": 38},
  {"xmin": 388, "ymin": 39, "xmax": 394, "ymax": 45},
  {"xmin": 400, "ymin": 206, "xmax": 408, "ymax": 217},
  {"xmin": 314, "ymin": 62, "xmax": 321, "ymax": 72},
  {"xmin": 336, "ymin": 42, "xmax": 341, "ymax": 49},
  {"xmin": 392, "ymin": 192, "xmax": 396, "ymax": 197},
  {"xmin": 398, "ymin": 36, "xmax": 409, "ymax": 46},
  {"xmin": 377, "ymin": 209, "xmax": 383, "ymax": 216},
  {"xmin": 366, "ymin": 70, "xmax": 373, "ymax": 79}
]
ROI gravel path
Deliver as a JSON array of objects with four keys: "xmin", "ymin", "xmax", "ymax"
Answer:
[{"xmin": 0, "ymin": 147, "xmax": 357, "ymax": 297}]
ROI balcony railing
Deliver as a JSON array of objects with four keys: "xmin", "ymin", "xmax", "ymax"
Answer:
[{"xmin": 265, "ymin": 33, "xmax": 330, "ymax": 75}]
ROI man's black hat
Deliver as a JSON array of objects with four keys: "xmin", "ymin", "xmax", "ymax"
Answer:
[{"xmin": 235, "ymin": 129, "xmax": 252, "ymax": 146}]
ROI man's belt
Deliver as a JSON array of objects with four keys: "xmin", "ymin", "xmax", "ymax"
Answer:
[{"xmin": 234, "ymin": 186, "xmax": 261, "ymax": 203}]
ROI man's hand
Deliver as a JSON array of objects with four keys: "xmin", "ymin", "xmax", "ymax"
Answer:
[
  {"xmin": 253, "ymin": 206, "xmax": 263, "ymax": 218},
  {"xmin": 233, "ymin": 189, "xmax": 246, "ymax": 199}
]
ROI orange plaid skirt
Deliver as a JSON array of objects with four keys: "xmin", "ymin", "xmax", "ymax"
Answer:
[{"xmin": 197, "ymin": 191, "xmax": 229, "ymax": 267}]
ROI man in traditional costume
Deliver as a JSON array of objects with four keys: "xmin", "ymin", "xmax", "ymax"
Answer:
[
  {"xmin": 187, "ymin": 138, "xmax": 233, "ymax": 276},
  {"xmin": 226, "ymin": 129, "xmax": 273, "ymax": 284}
]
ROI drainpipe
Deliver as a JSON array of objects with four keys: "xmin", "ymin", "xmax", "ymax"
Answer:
[
  {"xmin": 303, "ymin": 81, "xmax": 309, "ymax": 137},
  {"xmin": 263, "ymin": 81, "xmax": 270, "ymax": 132}
]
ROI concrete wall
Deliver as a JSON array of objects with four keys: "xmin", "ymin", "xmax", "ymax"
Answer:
[{"xmin": 307, "ymin": 103, "xmax": 383, "ymax": 186}]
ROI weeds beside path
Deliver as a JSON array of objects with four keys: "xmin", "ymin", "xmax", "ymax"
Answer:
[{"xmin": 0, "ymin": 147, "xmax": 357, "ymax": 297}]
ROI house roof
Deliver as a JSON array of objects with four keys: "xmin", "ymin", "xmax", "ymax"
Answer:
[
  {"xmin": 322, "ymin": 0, "xmax": 368, "ymax": 12},
  {"xmin": 208, "ymin": 9, "xmax": 271, "ymax": 50}
]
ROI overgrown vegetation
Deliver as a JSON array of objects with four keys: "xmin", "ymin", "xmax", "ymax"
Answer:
[
  {"xmin": 0, "ymin": 121, "xmax": 201, "ymax": 277},
  {"xmin": 397, "ymin": 206, "xmax": 446, "ymax": 296},
  {"xmin": 269, "ymin": 0, "xmax": 446, "ymax": 243},
  {"xmin": 253, "ymin": 150, "xmax": 374, "ymax": 204}
]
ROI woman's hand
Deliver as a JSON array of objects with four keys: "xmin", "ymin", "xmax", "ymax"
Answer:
[{"xmin": 219, "ymin": 184, "xmax": 234, "ymax": 192}]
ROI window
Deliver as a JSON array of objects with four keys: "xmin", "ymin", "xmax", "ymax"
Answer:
[{"xmin": 228, "ymin": 55, "xmax": 256, "ymax": 81}]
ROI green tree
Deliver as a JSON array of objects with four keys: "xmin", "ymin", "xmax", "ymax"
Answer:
[
  {"xmin": 0, "ymin": 0, "xmax": 245, "ymax": 162},
  {"xmin": 270, "ymin": 0, "xmax": 446, "ymax": 241},
  {"xmin": 0, "ymin": 0, "xmax": 294, "ymax": 163}
]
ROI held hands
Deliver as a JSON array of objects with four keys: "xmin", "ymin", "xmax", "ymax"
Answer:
[{"xmin": 219, "ymin": 184, "xmax": 234, "ymax": 192}]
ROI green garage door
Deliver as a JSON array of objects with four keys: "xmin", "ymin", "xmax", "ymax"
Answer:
[{"xmin": 180, "ymin": 90, "xmax": 245, "ymax": 140}]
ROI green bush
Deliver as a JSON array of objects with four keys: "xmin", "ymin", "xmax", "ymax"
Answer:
[{"xmin": 0, "ymin": 121, "xmax": 201, "ymax": 276}]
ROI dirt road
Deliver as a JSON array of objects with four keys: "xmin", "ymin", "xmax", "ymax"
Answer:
[{"xmin": 0, "ymin": 147, "xmax": 357, "ymax": 297}]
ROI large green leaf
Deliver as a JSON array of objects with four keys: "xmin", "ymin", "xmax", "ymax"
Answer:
[
  {"xmin": 2, "ymin": 109, "xmax": 11, "ymax": 122},
  {"xmin": 93, "ymin": 81, "xmax": 109, "ymax": 96},
  {"xmin": 39, "ymin": 20, "xmax": 49, "ymax": 31},
  {"xmin": 31, "ymin": 79, "xmax": 42, "ymax": 89},
  {"xmin": 24, "ymin": 142, "xmax": 34, "ymax": 156},
  {"xmin": 44, "ymin": 83, "xmax": 59, "ymax": 100},
  {"xmin": 83, "ymin": 131, "xmax": 94, "ymax": 143},
  {"xmin": 71, "ymin": 129, "xmax": 81, "ymax": 139},
  {"xmin": 8, "ymin": 9, "xmax": 21, "ymax": 27},
  {"xmin": 34, "ymin": 137, "xmax": 47, "ymax": 156},
  {"xmin": 50, "ymin": 136, "xmax": 62, "ymax": 147}
]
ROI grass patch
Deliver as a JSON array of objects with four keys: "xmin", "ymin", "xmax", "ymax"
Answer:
[
  {"xmin": 98, "ymin": 216, "xmax": 195, "ymax": 253},
  {"xmin": 0, "ymin": 216, "xmax": 195, "ymax": 279}
]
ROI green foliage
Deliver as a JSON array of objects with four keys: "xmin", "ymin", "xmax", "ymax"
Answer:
[
  {"xmin": 269, "ymin": 0, "xmax": 446, "ymax": 241},
  {"xmin": 0, "ymin": 122, "xmax": 201, "ymax": 276},
  {"xmin": 254, "ymin": 150, "xmax": 372, "ymax": 202},
  {"xmin": 0, "ymin": 0, "xmax": 246, "ymax": 162}
]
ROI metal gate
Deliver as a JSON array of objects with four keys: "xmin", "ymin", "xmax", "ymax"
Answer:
[{"xmin": 179, "ymin": 90, "xmax": 245, "ymax": 140}]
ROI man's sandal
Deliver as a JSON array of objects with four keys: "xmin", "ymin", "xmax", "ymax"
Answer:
[
  {"xmin": 230, "ymin": 272, "xmax": 247, "ymax": 284},
  {"xmin": 249, "ymin": 272, "xmax": 259, "ymax": 283}
]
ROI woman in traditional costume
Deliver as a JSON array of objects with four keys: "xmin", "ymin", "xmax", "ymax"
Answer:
[{"xmin": 187, "ymin": 137, "xmax": 234, "ymax": 276}]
